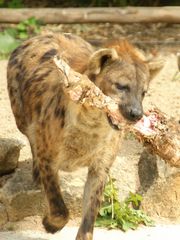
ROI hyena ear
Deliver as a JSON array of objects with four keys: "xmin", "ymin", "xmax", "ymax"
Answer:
[
  {"xmin": 86, "ymin": 48, "xmax": 119, "ymax": 76},
  {"xmin": 147, "ymin": 58, "xmax": 165, "ymax": 80},
  {"xmin": 133, "ymin": 48, "xmax": 147, "ymax": 62},
  {"xmin": 134, "ymin": 48, "xmax": 165, "ymax": 80}
]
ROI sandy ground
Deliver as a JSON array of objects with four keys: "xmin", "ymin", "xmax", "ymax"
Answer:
[
  {"xmin": 0, "ymin": 41, "xmax": 180, "ymax": 239},
  {"xmin": 1, "ymin": 225, "xmax": 180, "ymax": 240}
]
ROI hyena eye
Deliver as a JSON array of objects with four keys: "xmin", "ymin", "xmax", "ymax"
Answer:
[{"xmin": 115, "ymin": 83, "xmax": 129, "ymax": 91}]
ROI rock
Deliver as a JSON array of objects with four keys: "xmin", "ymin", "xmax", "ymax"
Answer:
[
  {"xmin": 141, "ymin": 172, "xmax": 180, "ymax": 221},
  {"xmin": 111, "ymin": 136, "xmax": 143, "ymax": 201},
  {"xmin": 60, "ymin": 170, "xmax": 86, "ymax": 217},
  {"xmin": 138, "ymin": 149, "xmax": 159, "ymax": 193},
  {"xmin": 0, "ymin": 160, "xmax": 45, "ymax": 222},
  {"xmin": 0, "ymin": 159, "xmax": 86, "ymax": 222},
  {"xmin": 0, "ymin": 138, "xmax": 25, "ymax": 176},
  {"xmin": 0, "ymin": 203, "xmax": 8, "ymax": 226}
]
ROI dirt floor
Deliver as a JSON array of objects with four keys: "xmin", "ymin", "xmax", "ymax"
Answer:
[{"xmin": 0, "ymin": 23, "xmax": 180, "ymax": 238}]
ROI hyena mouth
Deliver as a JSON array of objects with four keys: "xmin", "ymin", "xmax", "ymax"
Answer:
[{"xmin": 107, "ymin": 115, "xmax": 119, "ymax": 130}]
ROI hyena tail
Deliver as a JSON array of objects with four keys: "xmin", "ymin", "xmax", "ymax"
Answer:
[{"xmin": 7, "ymin": 56, "xmax": 27, "ymax": 134}]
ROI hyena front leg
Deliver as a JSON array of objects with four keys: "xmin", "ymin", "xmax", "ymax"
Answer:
[
  {"xmin": 37, "ymin": 153, "xmax": 69, "ymax": 233},
  {"xmin": 76, "ymin": 164, "xmax": 110, "ymax": 240}
]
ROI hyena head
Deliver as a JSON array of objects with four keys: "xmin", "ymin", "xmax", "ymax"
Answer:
[{"xmin": 86, "ymin": 40, "xmax": 163, "ymax": 124}]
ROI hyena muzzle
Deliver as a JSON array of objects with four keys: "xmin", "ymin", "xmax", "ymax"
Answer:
[{"xmin": 7, "ymin": 33, "xmax": 162, "ymax": 240}]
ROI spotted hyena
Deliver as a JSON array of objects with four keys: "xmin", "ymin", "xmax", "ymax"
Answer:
[{"xmin": 7, "ymin": 33, "xmax": 162, "ymax": 240}]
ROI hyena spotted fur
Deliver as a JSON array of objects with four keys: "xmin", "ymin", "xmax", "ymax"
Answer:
[{"xmin": 7, "ymin": 32, "xmax": 162, "ymax": 240}]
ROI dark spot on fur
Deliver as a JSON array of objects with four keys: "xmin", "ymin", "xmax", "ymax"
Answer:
[
  {"xmin": 41, "ymin": 120, "xmax": 46, "ymax": 128},
  {"xmin": 96, "ymin": 189, "xmax": 100, "ymax": 195},
  {"xmin": 10, "ymin": 46, "xmax": 22, "ymax": 59},
  {"xmin": 31, "ymin": 53, "xmax": 36, "ymax": 58},
  {"xmin": 35, "ymin": 90, "xmax": 42, "ymax": 97},
  {"xmin": 51, "ymin": 197, "xmax": 63, "ymax": 210},
  {"xmin": 49, "ymin": 193, "xmax": 69, "ymax": 217},
  {"xmin": 35, "ymin": 83, "xmax": 49, "ymax": 97},
  {"xmin": 40, "ymin": 49, "xmax": 57, "ymax": 63},
  {"xmin": 33, "ymin": 166, "xmax": 41, "ymax": 184},
  {"xmin": 9, "ymin": 87, "xmax": 13, "ymax": 97},
  {"xmin": 8, "ymin": 58, "xmax": 18, "ymax": 68},
  {"xmin": 23, "ymin": 79, "xmax": 31, "ymax": 91},
  {"xmin": 54, "ymin": 106, "xmax": 65, "ymax": 119},
  {"xmin": 23, "ymin": 70, "xmax": 51, "ymax": 91},
  {"xmin": 35, "ymin": 102, "xmax": 42, "ymax": 115},
  {"xmin": 46, "ymin": 174, "xmax": 52, "ymax": 182},
  {"xmin": 61, "ymin": 108, "xmax": 65, "ymax": 118},
  {"xmin": 88, "ymin": 74, "xmax": 96, "ymax": 82},
  {"xmin": 21, "ymin": 41, "xmax": 31, "ymax": 49},
  {"xmin": 61, "ymin": 119, "xmax": 65, "ymax": 128},
  {"xmin": 45, "ymin": 164, "xmax": 50, "ymax": 171},
  {"xmin": 10, "ymin": 42, "xmax": 30, "ymax": 63},
  {"xmin": 34, "ymin": 69, "xmax": 52, "ymax": 82},
  {"xmin": 16, "ymin": 67, "xmax": 26, "ymax": 82},
  {"xmin": 11, "ymin": 98, "xmax": 16, "ymax": 105},
  {"xmin": 48, "ymin": 183, "xmax": 57, "ymax": 195},
  {"xmin": 44, "ymin": 97, "xmax": 55, "ymax": 116},
  {"xmin": 51, "ymin": 84, "xmax": 59, "ymax": 92}
]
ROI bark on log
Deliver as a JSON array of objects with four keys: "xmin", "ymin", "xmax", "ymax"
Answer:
[
  {"xmin": 0, "ymin": 7, "xmax": 180, "ymax": 24},
  {"xmin": 54, "ymin": 56, "xmax": 180, "ymax": 168}
]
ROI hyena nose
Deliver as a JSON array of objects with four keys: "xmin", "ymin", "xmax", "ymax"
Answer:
[{"xmin": 129, "ymin": 107, "xmax": 143, "ymax": 121}]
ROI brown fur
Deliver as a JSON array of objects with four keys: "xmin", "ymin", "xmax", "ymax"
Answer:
[{"xmin": 7, "ymin": 33, "xmax": 160, "ymax": 240}]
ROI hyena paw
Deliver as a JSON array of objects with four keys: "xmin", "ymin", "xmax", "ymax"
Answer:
[
  {"xmin": 42, "ymin": 213, "xmax": 69, "ymax": 233},
  {"xmin": 76, "ymin": 232, "xmax": 93, "ymax": 240}
]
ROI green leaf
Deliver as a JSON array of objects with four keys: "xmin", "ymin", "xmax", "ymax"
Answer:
[
  {"xmin": 99, "ymin": 204, "xmax": 112, "ymax": 217},
  {"xmin": 121, "ymin": 220, "xmax": 137, "ymax": 231},
  {"xmin": 17, "ymin": 22, "xmax": 27, "ymax": 31},
  {"xmin": 126, "ymin": 192, "xmax": 142, "ymax": 207},
  {"xmin": 18, "ymin": 32, "xmax": 28, "ymax": 39},
  {"xmin": 96, "ymin": 177, "xmax": 155, "ymax": 232},
  {"xmin": 26, "ymin": 17, "xmax": 37, "ymax": 25},
  {"xmin": 0, "ymin": 32, "xmax": 20, "ymax": 54},
  {"xmin": 4, "ymin": 28, "xmax": 18, "ymax": 38}
]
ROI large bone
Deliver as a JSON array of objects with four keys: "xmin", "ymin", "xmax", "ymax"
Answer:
[{"xmin": 54, "ymin": 56, "xmax": 180, "ymax": 168}]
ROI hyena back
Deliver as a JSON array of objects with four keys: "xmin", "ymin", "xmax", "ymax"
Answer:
[{"xmin": 7, "ymin": 33, "xmax": 161, "ymax": 240}]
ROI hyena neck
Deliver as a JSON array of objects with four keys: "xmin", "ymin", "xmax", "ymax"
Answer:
[{"xmin": 67, "ymin": 101, "xmax": 110, "ymax": 131}]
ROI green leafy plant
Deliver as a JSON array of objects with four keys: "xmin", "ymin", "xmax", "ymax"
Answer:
[
  {"xmin": 95, "ymin": 177, "xmax": 154, "ymax": 231},
  {"xmin": 16, "ymin": 17, "xmax": 41, "ymax": 39},
  {"xmin": 0, "ymin": 17, "xmax": 41, "ymax": 58},
  {"xmin": 5, "ymin": 17, "xmax": 41, "ymax": 40}
]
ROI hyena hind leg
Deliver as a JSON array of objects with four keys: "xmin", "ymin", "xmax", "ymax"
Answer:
[
  {"xmin": 32, "ymin": 159, "xmax": 41, "ymax": 186},
  {"xmin": 29, "ymin": 143, "xmax": 41, "ymax": 186},
  {"xmin": 37, "ymin": 154, "xmax": 69, "ymax": 233}
]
